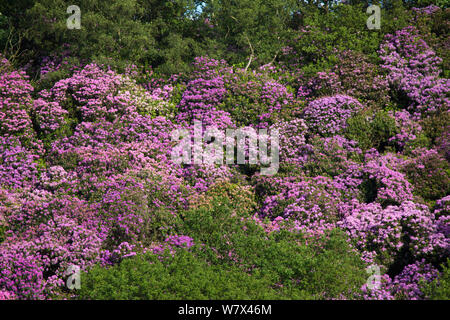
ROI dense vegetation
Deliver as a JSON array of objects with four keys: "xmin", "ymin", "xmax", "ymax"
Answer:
[{"xmin": 0, "ymin": 0, "xmax": 448, "ymax": 300}]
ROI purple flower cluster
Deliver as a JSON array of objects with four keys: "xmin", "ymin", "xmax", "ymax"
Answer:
[
  {"xmin": 32, "ymin": 98, "xmax": 68, "ymax": 133},
  {"xmin": 0, "ymin": 136, "xmax": 40, "ymax": 189},
  {"xmin": 379, "ymin": 26, "xmax": 449, "ymax": 117},
  {"xmin": 0, "ymin": 60, "xmax": 199, "ymax": 298},
  {"xmin": 391, "ymin": 260, "xmax": 439, "ymax": 299},
  {"xmin": 338, "ymin": 201, "xmax": 447, "ymax": 266},
  {"xmin": 361, "ymin": 259, "xmax": 441, "ymax": 300},
  {"xmin": 0, "ymin": 290, "xmax": 16, "ymax": 300},
  {"xmin": 303, "ymin": 95, "xmax": 363, "ymax": 136},
  {"xmin": 165, "ymin": 235, "xmax": 195, "ymax": 248},
  {"xmin": 362, "ymin": 152, "xmax": 414, "ymax": 206},
  {"xmin": 0, "ymin": 34, "xmax": 448, "ymax": 300},
  {"xmin": 388, "ymin": 110, "xmax": 422, "ymax": 149},
  {"xmin": 0, "ymin": 196, "xmax": 103, "ymax": 299},
  {"xmin": 0, "ymin": 61, "xmax": 36, "ymax": 142},
  {"xmin": 412, "ymin": 5, "xmax": 441, "ymax": 16},
  {"xmin": 270, "ymin": 118, "xmax": 308, "ymax": 164},
  {"xmin": 175, "ymin": 58, "xmax": 234, "ymax": 130},
  {"xmin": 260, "ymin": 176, "xmax": 342, "ymax": 237}
]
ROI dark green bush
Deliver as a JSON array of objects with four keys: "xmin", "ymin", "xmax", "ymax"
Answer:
[
  {"xmin": 78, "ymin": 198, "xmax": 368, "ymax": 300},
  {"xmin": 0, "ymin": 224, "xmax": 6, "ymax": 243},
  {"xmin": 402, "ymin": 150, "xmax": 450, "ymax": 202},
  {"xmin": 421, "ymin": 111, "xmax": 450, "ymax": 145},
  {"xmin": 79, "ymin": 249, "xmax": 284, "ymax": 300},
  {"xmin": 345, "ymin": 110, "xmax": 399, "ymax": 152}
]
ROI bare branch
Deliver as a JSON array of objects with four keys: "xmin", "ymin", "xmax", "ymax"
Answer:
[{"xmin": 244, "ymin": 33, "xmax": 254, "ymax": 72}]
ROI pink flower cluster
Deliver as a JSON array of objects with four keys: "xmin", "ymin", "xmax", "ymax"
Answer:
[
  {"xmin": 303, "ymin": 95, "xmax": 363, "ymax": 136},
  {"xmin": 0, "ymin": 36, "xmax": 448, "ymax": 300},
  {"xmin": 379, "ymin": 26, "xmax": 449, "ymax": 117}
]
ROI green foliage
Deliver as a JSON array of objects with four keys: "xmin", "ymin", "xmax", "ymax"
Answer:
[
  {"xmin": 345, "ymin": 110, "xmax": 399, "ymax": 152},
  {"xmin": 403, "ymin": 151, "xmax": 450, "ymax": 202},
  {"xmin": 0, "ymin": 0, "xmax": 429, "ymax": 75},
  {"xmin": 421, "ymin": 111, "xmax": 450, "ymax": 145},
  {"xmin": 422, "ymin": 259, "xmax": 450, "ymax": 300},
  {"xmin": 0, "ymin": 224, "xmax": 6, "ymax": 243},
  {"xmin": 190, "ymin": 181, "xmax": 258, "ymax": 217},
  {"xmin": 79, "ymin": 198, "xmax": 367, "ymax": 300},
  {"xmin": 203, "ymin": 0, "xmax": 300, "ymax": 67},
  {"xmin": 79, "ymin": 249, "xmax": 287, "ymax": 300},
  {"xmin": 177, "ymin": 198, "xmax": 367, "ymax": 298},
  {"xmin": 283, "ymin": 3, "xmax": 403, "ymax": 77},
  {"xmin": 0, "ymin": 12, "xmax": 10, "ymax": 51},
  {"xmin": 0, "ymin": 0, "xmax": 205, "ymax": 73}
]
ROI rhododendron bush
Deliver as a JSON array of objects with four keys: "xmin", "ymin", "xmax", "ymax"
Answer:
[{"xmin": 0, "ymin": 3, "xmax": 449, "ymax": 301}]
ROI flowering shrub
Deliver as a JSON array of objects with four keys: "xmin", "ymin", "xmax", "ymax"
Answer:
[
  {"xmin": 388, "ymin": 110, "xmax": 427, "ymax": 151},
  {"xmin": 260, "ymin": 177, "xmax": 342, "ymax": 237},
  {"xmin": 222, "ymin": 68, "xmax": 298, "ymax": 127},
  {"xmin": 297, "ymin": 135, "xmax": 363, "ymax": 178},
  {"xmin": 32, "ymin": 98, "xmax": 68, "ymax": 134},
  {"xmin": 0, "ymin": 58, "xmax": 40, "ymax": 150},
  {"xmin": 338, "ymin": 201, "xmax": 447, "ymax": 267},
  {"xmin": 270, "ymin": 118, "xmax": 308, "ymax": 166},
  {"xmin": 0, "ymin": 290, "xmax": 16, "ymax": 300},
  {"xmin": 434, "ymin": 196, "xmax": 450, "ymax": 218},
  {"xmin": 359, "ymin": 274, "xmax": 395, "ymax": 300},
  {"xmin": 360, "ymin": 152, "xmax": 414, "ymax": 206},
  {"xmin": 360, "ymin": 260, "xmax": 443, "ymax": 300},
  {"xmin": 390, "ymin": 260, "xmax": 440, "ymax": 300},
  {"xmin": 176, "ymin": 76, "xmax": 229, "ymax": 128},
  {"xmin": 0, "ymin": 136, "xmax": 40, "ymax": 190},
  {"xmin": 0, "ymin": 12, "xmax": 448, "ymax": 300},
  {"xmin": 379, "ymin": 26, "xmax": 449, "ymax": 117},
  {"xmin": 0, "ymin": 213, "xmax": 103, "ymax": 299},
  {"xmin": 303, "ymin": 95, "xmax": 363, "ymax": 136}
]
